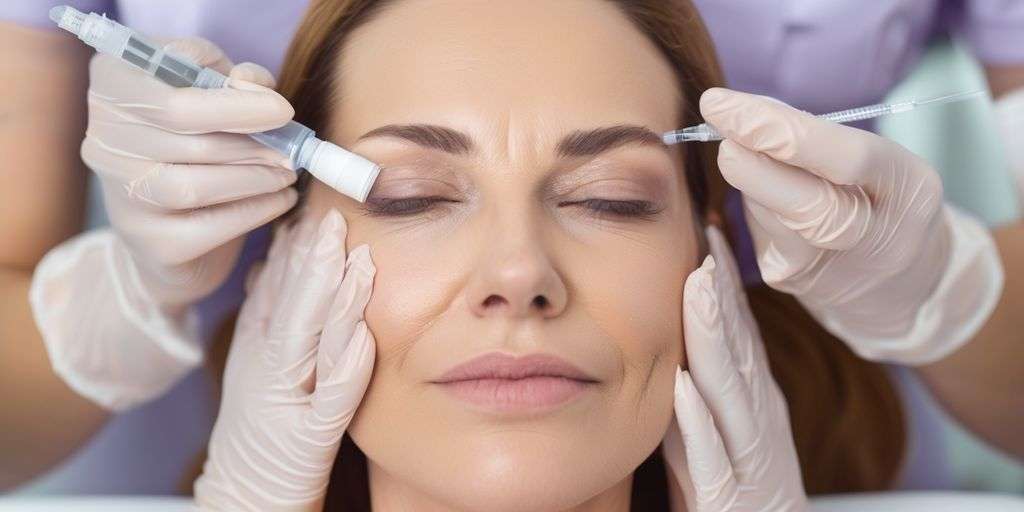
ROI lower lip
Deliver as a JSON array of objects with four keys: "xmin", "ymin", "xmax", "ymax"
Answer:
[{"xmin": 437, "ymin": 376, "xmax": 593, "ymax": 412}]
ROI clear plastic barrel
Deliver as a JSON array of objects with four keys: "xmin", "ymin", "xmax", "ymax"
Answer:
[{"xmin": 821, "ymin": 103, "xmax": 896, "ymax": 124}]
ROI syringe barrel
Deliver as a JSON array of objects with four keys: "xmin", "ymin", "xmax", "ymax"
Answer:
[
  {"xmin": 820, "ymin": 103, "xmax": 895, "ymax": 124},
  {"xmin": 61, "ymin": 8, "xmax": 309, "ymax": 169},
  {"xmin": 251, "ymin": 123, "xmax": 316, "ymax": 169}
]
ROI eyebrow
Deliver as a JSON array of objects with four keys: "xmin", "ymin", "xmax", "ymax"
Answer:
[
  {"xmin": 556, "ymin": 125, "xmax": 664, "ymax": 157},
  {"xmin": 357, "ymin": 123, "xmax": 664, "ymax": 157},
  {"xmin": 359, "ymin": 124, "xmax": 473, "ymax": 154}
]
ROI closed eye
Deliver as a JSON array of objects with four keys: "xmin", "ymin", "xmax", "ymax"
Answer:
[
  {"xmin": 360, "ymin": 196, "xmax": 662, "ymax": 220},
  {"xmin": 360, "ymin": 196, "xmax": 456, "ymax": 217},
  {"xmin": 559, "ymin": 199, "xmax": 662, "ymax": 219}
]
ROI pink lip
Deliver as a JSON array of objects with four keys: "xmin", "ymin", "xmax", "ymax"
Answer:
[{"xmin": 432, "ymin": 353, "xmax": 599, "ymax": 413}]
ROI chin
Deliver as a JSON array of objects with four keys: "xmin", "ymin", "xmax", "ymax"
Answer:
[{"xmin": 404, "ymin": 434, "xmax": 633, "ymax": 512}]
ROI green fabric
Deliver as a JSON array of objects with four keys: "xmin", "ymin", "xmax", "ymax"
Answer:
[{"xmin": 878, "ymin": 38, "xmax": 1020, "ymax": 227}]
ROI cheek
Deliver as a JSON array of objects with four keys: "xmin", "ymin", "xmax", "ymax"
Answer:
[
  {"xmin": 343, "ymin": 223, "xmax": 461, "ymax": 369},
  {"xmin": 572, "ymin": 232, "xmax": 694, "ymax": 387},
  {"xmin": 362, "ymin": 248, "xmax": 454, "ymax": 365}
]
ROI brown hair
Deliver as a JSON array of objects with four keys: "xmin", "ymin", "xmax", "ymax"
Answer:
[{"xmin": 200, "ymin": 0, "xmax": 906, "ymax": 507}]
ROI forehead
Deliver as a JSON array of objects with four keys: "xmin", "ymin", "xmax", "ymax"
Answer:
[{"xmin": 329, "ymin": 0, "xmax": 681, "ymax": 148}]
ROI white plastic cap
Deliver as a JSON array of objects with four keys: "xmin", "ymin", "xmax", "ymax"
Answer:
[
  {"xmin": 50, "ymin": 5, "xmax": 85, "ymax": 34},
  {"xmin": 307, "ymin": 141, "xmax": 380, "ymax": 202}
]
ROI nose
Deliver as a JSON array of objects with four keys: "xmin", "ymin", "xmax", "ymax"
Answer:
[{"xmin": 466, "ymin": 229, "xmax": 568, "ymax": 320}]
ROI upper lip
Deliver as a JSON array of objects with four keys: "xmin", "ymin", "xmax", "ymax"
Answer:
[{"xmin": 433, "ymin": 352, "xmax": 599, "ymax": 383}]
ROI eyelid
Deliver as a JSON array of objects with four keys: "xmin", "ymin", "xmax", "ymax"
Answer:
[
  {"xmin": 548, "ymin": 176, "xmax": 663, "ymax": 202},
  {"xmin": 366, "ymin": 174, "xmax": 464, "ymax": 199}
]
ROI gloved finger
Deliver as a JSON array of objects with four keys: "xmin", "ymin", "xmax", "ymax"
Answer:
[
  {"xmin": 164, "ymin": 37, "xmax": 234, "ymax": 75},
  {"xmin": 268, "ymin": 210, "xmax": 349, "ymax": 393},
  {"xmin": 307, "ymin": 322, "xmax": 376, "ymax": 444},
  {"xmin": 673, "ymin": 367, "xmax": 739, "ymax": 512},
  {"xmin": 121, "ymin": 162, "xmax": 295, "ymax": 210},
  {"xmin": 87, "ymin": 54, "xmax": 294, "ymax": 135},
  {"xmin": 704, "ymin": 226, "xmax": 754, "ymax": 321},
  {"xmin": 229, "ymin": 62, "xmax": 277, "ymax": 89},
  {"xmin": 84, "ymin": 136, "xmax": 295, "ymax": 209},
  {"xmin": 683, "ymin": 255, "xmax": 760, "ymax": 464},
  {"xmin": 660, "ymin": 412, "xmax": 694, "ymax": 510},
  {"xmin": 704, "ymin": 227, "xmax": 758, "ymax": 385},
  {"xmin": 704, "ymin": 226, "xmax": 790, "ymax": 486},
  {"xmin": 106, "ymin": 186, "xmax": 298, "ymax": 267},
  {"xmin": 259, "ymin": 216, "xmax": 321, "ymax": 320},
  {"xmin": 85, "ymin": 104, "xmax": 289, "ymax": 166},
  {"xmin": 708, "ymin": 226, "xmax": 774, "ymax": 376},
  {"xmin": 700, "ymin": 87, "xmax": 929, "ymax": 193},
  {"xmin": 743, "ymin": 199, "xmax": 820, "ymax": 290},
  {"xmin": 718, "ymin": 140, "xmax": 871, "ymax": 251},
  {"xmin": 246, "ymin": 222, "xmax": 298, "ymax": 319},
  {"xmin": 316, "ymin": 245, "xmax": 375, "ymax": 382}
]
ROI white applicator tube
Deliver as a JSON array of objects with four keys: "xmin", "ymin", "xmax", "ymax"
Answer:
[{"xmin": 49, "ymin": 5, "xmax": 379, "ymax": 201}]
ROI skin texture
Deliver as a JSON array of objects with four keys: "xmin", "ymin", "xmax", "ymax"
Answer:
[{"xmin": 301, "ymin": 1, "xmax": 698, "ymax": 510}]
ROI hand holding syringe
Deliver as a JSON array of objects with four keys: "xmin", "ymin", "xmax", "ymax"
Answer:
[
  {"xmin": 49, "ymin": 5, "xmax": 379, "ymax": 201},
  {"xmin": 662, "ymin": 89, "xmax": 985, "ymax": 144}
]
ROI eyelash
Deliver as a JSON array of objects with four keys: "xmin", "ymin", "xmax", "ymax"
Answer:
[
  {"xmin": 561, "ymin": 199, "xmax": 662, "ymax": 219},
  {"xmin": 361, "ymin": 196, "xmax": 456, "ymax": 217},
  {"xmin": 361, "ymin": 196, "xmax": 661, "ymax": 219}
]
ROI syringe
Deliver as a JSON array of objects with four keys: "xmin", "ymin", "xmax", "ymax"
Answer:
[
  {"xmin": 49, "ymin": 5, "xmax": 380, "ymax": 202},
  {"xmin": 662, "ymin": 90, "xmax": 986, "ymax": 144}
]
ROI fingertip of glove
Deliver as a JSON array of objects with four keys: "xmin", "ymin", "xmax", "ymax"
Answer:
[
  {"xmin": 685, "ymin": 255, "xmax": 716, "ymax": 295},
  {"xmin": 699, "ymin": 87, "xmax": 731, "ymax": 117},
  {"xmin": 346, "ymin": 244, "xmax": 376, "ymax": 276},
  {"xmin": 224, "ymin": 80, "xmax": 296, "ymax": 126},
  {"xmin": 280, "ymin": 187, "xmax": 300, "ymax": 208},
  {"xmin": 229, "ymin": 62, "xmax": 277, "ymax": 89},
  {"xmin": 322, "ymin": 208, "xmax": 348, "ymax": 234},
  {"xmin": 684, "ymin": 258, "xmax": 720, "ymax": 330},
  {"xmin": 674, "ymin": 366, "xmax": 687, "ymax": 396},
  {"xmin": 673, "ymin": 368, "xmax": 699, "ymax": 416},
  {"xmin": 716, "ymin": 139, "xmax": 741, "ymax": 164}
]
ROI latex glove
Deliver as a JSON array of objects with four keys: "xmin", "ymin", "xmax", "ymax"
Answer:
[
  {"xmin": 702, "ymin": 88, "xmax": 1003, "ymax": 365},
  {"xmin": 663, "ymin": 226, "xmax": 807, "ymax": 512},
  {"xmin": 30, "ymin": 38, "xmax": 297, "ymax": 410},
  {"xmin": 194, "ymin": 210, "xmax": 376, "ymax": 511},
  {"xmin": 994, "ymin": 86, "xmax": 1024, "ymax": 202}
]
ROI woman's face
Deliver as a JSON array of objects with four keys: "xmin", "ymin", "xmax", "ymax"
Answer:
[{"xmin": 303, "ymin": 0, "xmax": 698, "ymax": 509}]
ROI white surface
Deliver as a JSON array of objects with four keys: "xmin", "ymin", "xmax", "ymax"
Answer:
[
  {"xmin": 0, "ymin": 496, "xmax": 191, "ymax": 511},
  {"xmin": 811, "ymin": 491, "xmax": 1024, "ymax": 511},
  {"xmin": 2, "ymin": 492, "xmax": 1023, "ymax": 511}
]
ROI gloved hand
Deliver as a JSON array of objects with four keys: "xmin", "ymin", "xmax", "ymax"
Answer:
[
  {"xmin": 29, "ymin": 38, "xmax": 297, "ymax": 410},
  {"xmin": 662, "ymin": 226, "xmax": 807, "ymax": 512},
  {"xmin": 194, "ymin": 210, "xmax": 375, "ymax": 511},
  {"xmin": 702, "ymin": 88, "xmax": 1003, "ymax": 365}
]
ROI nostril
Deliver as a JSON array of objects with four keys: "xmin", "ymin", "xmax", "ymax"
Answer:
[
  {"xmin": 483, "ymin": 295, "xmax": 508, "ymax": 308},
  {"xmin": 532, "ymin": 295, "xmax": 549, "ymax": 309}
]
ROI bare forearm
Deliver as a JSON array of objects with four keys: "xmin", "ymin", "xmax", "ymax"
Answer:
[
  {"xmin": 0, "ymin": 266, "xmax": 108, "ymax": 490},
  {"xmin": 985, "ymin": 65, "xmax": 1024, "ymax": 98},
  {"xmin": 0, "ymin": 22, "xmax": 106, "ymax": 490},
  {"xmin": 917, "ymin": 222, "xmax": 1024, "ymax": 459}
]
